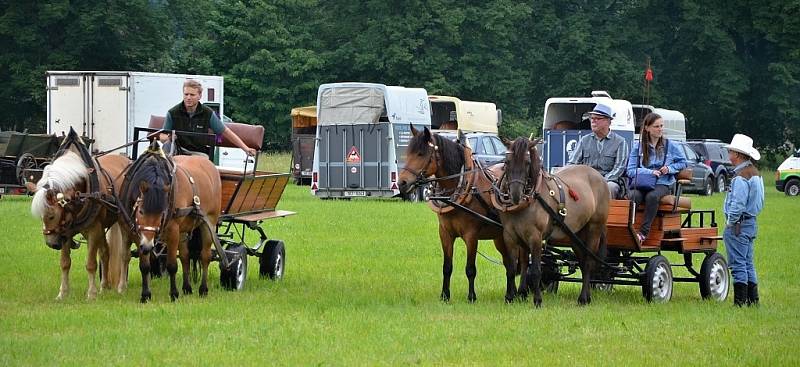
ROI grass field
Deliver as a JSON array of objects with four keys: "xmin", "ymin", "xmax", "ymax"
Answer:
[{"xmin": 1, "ymin": 152, "xmax": 798, "ymax": 366}]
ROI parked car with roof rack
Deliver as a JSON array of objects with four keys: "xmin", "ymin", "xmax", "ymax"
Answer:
[{"xmin": 686, "ymin": 139, "xmax": 734, "ymax": 192}]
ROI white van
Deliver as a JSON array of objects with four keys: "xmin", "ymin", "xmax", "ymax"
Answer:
[
  {"xmin": 776, "ymin": 149, "xmax": 800, "ymax": 196},
  {"xmin": 311, "ymin": 82, "xmax": 431, "ymax": 199},
  {"xmin": 541, "ymin": 90, "xmax": 636, "ymax": 172}
]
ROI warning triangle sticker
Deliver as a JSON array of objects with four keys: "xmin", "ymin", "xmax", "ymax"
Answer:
[{"xmin": 346, "ymin": 146, "xmax": 361, "ymax": 163}]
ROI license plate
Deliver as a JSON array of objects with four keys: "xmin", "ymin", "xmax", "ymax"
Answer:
[
  {"xmin": 0, "ymin": 187, "xmax": 4, "ymax": 194},
  {"xmin": 301, "ymin": 171, "xmax": 312, "ymax": 176},
  {"xmin": 344, "ymin": 191, "xmax": 366, "ymax": 197}
]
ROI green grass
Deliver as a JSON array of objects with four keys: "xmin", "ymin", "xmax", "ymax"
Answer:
[{"xmin": 1, "ymin": 156, "xmax": 798, "ymax": 366}]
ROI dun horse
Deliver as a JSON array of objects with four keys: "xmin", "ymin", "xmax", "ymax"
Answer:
[
  {"xmin": 29, "ymin": 136, "xmax": 131, "ymax": 300},
  {"xmin": 121, "ymin": 142, "xmax": 221, "ymax": 302},
  {"xmin": 496, "ymin": 137, "xmax": 609, "ymax": 306},
  {"xmin": 398, "ymin": 127, "xmax": 527, "ymax": 303}
]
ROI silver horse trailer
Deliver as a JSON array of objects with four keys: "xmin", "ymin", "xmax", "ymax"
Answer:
[{"xmin": 311, "ymin": 83, "xmax": 431, "ymax": 199}]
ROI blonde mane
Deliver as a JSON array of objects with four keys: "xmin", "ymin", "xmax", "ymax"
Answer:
[{"xmin": 30, "ymin": 151, "xmax": 88, "ymax": 218}]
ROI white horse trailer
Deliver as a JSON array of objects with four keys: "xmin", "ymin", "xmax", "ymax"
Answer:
[
  {"xmin": 46, "ymin": 71, "xmax": 224, "ymax": 156},
  {"xmin": 311, "ymin": 82, "xmax": 431, "ymax": 199},
  {"xmin": 632, "ymin": 104, "xmax": 687, "ymax": 141}
]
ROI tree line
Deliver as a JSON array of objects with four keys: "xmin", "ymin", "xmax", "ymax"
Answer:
[{"xmin": 1, "ymin": 0, "xmax": 797, "ymax": 165}]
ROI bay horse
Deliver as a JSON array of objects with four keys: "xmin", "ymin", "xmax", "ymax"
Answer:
[
  {"xmin": 495, "ymin": 137, "xmax": 609, "ymax": 307},
  {"xmin": 121, "ymin": 142, "xmax": 221, "ymax": 302},
  {"xmin": 398, "ymin": 127, "xmax": 527, "ymax": 303},
  {"xmin": 28, "ymin": 135, "xmax": 131, "ymax": 300}
]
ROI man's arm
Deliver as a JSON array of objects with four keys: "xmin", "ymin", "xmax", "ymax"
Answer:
[
  {"xmin": 222, "ymin": 127, "xmax": 257, "ymax": 156},
  {"xmin": 605, "ymin": 138, "xmax": 629, "ymax": 181},
  {"xmin": 567, "ymin": 137, "xmax": 585, "ymax": 165},
  {"xmin": 159, "ymin": 114, "xmax": 174, "ymax": 143}
]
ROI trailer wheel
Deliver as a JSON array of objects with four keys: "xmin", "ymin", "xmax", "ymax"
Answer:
[
  {"xmin": 220, "ymin": 244, "xmax": 247, "ymax": 291},
  {"xmin": 260, "ymin": 240, "xmax": 285, "ymax": 280},
  {"xmin": 700, "ymin": 252, "xmax": 729, "ymax": 301},
  {"xmin": 785, "ymin": 178, "xmax": 800, "ymax": 196},
  {"xmin": 642, "ymin": 255, "xmax": 673, "ymax": 303}
]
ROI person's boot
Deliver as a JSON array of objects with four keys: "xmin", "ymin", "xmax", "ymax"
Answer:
[
  {"xmin": 733, "ymin": 282, "xmax": 748, "ymax": 307},
  {"xmin": 747, "ymin": 282, "xmax": 759, "ymax": 306}
]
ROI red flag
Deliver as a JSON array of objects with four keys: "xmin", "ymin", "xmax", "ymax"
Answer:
[{"xmin": 645, "ymin": 67, "xmax": 654, "ymax": 81}]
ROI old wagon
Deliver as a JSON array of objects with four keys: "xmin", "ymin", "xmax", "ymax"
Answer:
[
  {"xmin": 0, "ymin": 131, "xmax": 61, "ymax": 196},
  {"xmin": 290, "ymin": 106, "xmax": 317, "ymax": 185}
]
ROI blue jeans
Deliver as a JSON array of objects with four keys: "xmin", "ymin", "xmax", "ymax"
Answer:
[{"xmin": 723, "ymin": 218, "xmax": 758, "ymax": 284}]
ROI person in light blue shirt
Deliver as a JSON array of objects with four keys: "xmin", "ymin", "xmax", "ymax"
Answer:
[
  {"xmin": 625, "ymin": 113, "xmax": 687, "ymax": 243},
  {"xmin": 722, "ymin": 134, "xmax": 765, "ymax": 307}
]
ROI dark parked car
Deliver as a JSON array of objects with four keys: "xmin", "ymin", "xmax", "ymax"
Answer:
[
  {"xmin": 686, "ymin": 139, "xmax": 734, "ymax": 192},
  {"xmin": 674, "ymin": 140, "xmax": 716, "ymax": 196},
  {"xmin": 437, "ymin": 131, "xmax": 507, "ymax": 167}
]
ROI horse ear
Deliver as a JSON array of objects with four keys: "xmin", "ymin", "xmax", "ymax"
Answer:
[
  {"xmin": 422, "ymin": 126, "xmax": 432, "ymax": 142},
  {"xmin": 410, "ymin": 124, "xmax": 419, "ymax": 137},
  {"xmin": 500, "ymin": 136, "xmax": 512, "ymax": 149}
]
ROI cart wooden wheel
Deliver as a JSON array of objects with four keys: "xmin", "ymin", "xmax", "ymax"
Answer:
[
  {"xmin": 16, "ymin": 153, "xmax": 37, "ymax": 185},
  {"xmin": 260, "ymin": 240, "xmax": 285, "ymax": 280},
  {"xmin": 220, "ymin": 244, "xmax": 247, "ymax": 291},
  {"xmin": 700, "ymin": 252, "xmax": 729, "ymax": 301},
  {"xmin": 642, "ymin": 255, "xmax": 673, "ymax": 303}
]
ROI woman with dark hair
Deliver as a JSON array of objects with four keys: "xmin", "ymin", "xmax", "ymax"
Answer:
[{"xmin": 626, "ymin": 113, "xmax": 687, "ymax": 243}]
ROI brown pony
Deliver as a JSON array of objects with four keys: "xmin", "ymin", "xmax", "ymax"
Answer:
[
  {"xmin": 29, "ymin": 138, "xmax": 131, "ymax": 300},
  {"xmin": 496, "ymin": 137, "xmax": 609, "ymax": 306},
  {"xmin": 121, "ymin": 142, "xmax": 221, "ymax": 302},
  {"xmin": 398, "ymin": 127, "xmax": 527, "ymax": 303}
]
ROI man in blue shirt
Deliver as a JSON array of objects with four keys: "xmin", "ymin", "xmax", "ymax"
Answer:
[
  {"xmin": 723, "ymin": 134, "xmax": 765, "ymax": 306},
  {"xmin": 160, "ymin": 79, "xmax": 256, "ymax": 157}
]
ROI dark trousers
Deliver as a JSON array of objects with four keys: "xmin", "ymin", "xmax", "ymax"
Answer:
[{"xmin": 630, "ymin": 184, "xmax": 670, "ymax": 236}]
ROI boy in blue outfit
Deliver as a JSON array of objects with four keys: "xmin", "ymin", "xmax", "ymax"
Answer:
[{"xmin": 723, "ymin": 134, "xmax": 765, "ymax": 306}]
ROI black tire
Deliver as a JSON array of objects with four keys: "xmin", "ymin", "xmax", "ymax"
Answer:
[
  {"xmin": 785, "ymin": 178, "xmax": 800, "ymax": 197},
  {"xmin": 701, "ymin": 178, "xmax": 714, "ymax": 196},
  {"xmin": 532, "ymin": 264, "xmax": 559, "ymax": 294},
  {"xmin": 260, "ymin": 240, "xmax": 285, "ymax": 280},
  {"xmin": 220, "ymin": 244, "xmax": 247, "ymax": 291},
  {"xmin": 149, "ymin": 249, "xmax": 167, "ymax": 278},
  {"xmin": 641, "ymin": 255, "xmax": 673, "ymax": 303},
  {"xmin": 699, "ymin": 252, "xmax": 729, "ymax": 301},
  {"xmin": 716, "ymin": 173, "xmax": 727, "ymax": 193}
]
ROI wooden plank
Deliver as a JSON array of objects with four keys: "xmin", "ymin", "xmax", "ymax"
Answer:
[
  {"xmin": 224, "ymin": 210, "xmax": 296, "ymax": 222},
  {"xmin": 680, "ymin": 227, "xmax": 719, "ymax": 252}
]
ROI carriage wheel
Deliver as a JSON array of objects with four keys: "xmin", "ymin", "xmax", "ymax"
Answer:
[
  {"xmin": 220, "ymin": 244, "xmax": 247, "ymax": 291},
  {"xmin": 260, "ymin": 240, "xmax": 285, "ymax": 280},
  {"xmin": 700, "ymin": 252, "xmax": 729, "ymax": 301},
  {"xmin": 642, "ymin": 255, "xmax": 673, "ymax": 303},
  {"xmin": 16, "ymin": 153, "xmax": 37, "ymax": 185},
  {"xmin": 539, "ymin": 265, "xmax": 560, "ymax": 293}
]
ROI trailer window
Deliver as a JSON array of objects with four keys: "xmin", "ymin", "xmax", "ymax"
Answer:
[{"xmin": 56, "ymin": 78, "xmax": 79, "ymax": 87}]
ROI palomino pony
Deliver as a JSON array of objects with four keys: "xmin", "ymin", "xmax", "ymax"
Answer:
[
  {"xmin": 398, "ymin": 127, "xmax": 527, "ymax": 303},
  {"xmin": 495, "ymin": 137, "xmax": 609, "ymax": 306},
  {"xmin": 120, "ymin": 142, "xmax": 221, "ymax": 302},
  {"xmin": 29, "ymin": 133, "xmax": 131, "ymax": 300}
]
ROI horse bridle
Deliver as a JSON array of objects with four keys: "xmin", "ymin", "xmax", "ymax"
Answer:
[{"xmin": 401, "ymin": 139, "xmax": 440, "ymax": 188}]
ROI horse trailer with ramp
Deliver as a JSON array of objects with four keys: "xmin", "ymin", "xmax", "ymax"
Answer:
[
  {"xmin": 311, "ymin": 82, "xmax": 432, "ymax": 200},
  {"xmin": 428, "ymin": 95, "xmax": 501, "ymax": 133}
]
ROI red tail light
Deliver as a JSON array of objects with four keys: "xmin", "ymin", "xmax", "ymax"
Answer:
[
  {"xmin": 391, "ymin": 171, "xmax": 397, "ymax": 182},
  {"xmin": 704, "ymin": 159, "xmax": 711, "ymax": 167},
  {"xmin": 312, "ymin": 172, "xmax": 318, "ymax": 182}
]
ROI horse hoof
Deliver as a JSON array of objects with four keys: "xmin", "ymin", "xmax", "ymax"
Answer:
[
  {"xmin": 183, "ymin": 287, "xmax": 193, "ymax": 295},
  {"xmin": 505, "ymin": 296, "xmax": 514, "ymax": 304},
  {"xmin": 199, "ymin": 285, "xmax": 208, "ymax": 297},
  {"xmin": 468, "ymin": 295, "xmax": 477, "ymax": 303},
  {"xmin": 140, "ymin": 295, "xmax": 151, "ymax": 303}
]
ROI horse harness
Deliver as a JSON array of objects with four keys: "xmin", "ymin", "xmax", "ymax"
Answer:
[{"xmin": 43, "ymin": 132, "xmax": 119, "ymax": 237}]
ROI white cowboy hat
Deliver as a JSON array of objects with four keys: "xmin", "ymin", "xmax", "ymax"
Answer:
[{"xmin": 724, "ymin": 134, "xmax": 760, "ymax": 161}]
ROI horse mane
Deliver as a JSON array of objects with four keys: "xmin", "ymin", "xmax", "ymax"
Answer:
[
  {"xmin": 31, "ymin": 151, "xmax": 87, "ymax": 218},
  {"xmin": 124, "ymin": 154, "xmax": 172, "ymax": 215},
  {"xmin": 509, "ymin": 138, "xmax": 528, "ymax": 168},
  {"xmin": 408, "ymin": 131, "xmax": 465, "ymax": 176},
  {"xmin": 529, "ymin": 139, "xmax": 542, "ymax": 186}
]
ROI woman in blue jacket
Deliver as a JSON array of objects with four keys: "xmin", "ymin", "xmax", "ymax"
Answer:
[{"xmin": 626, "ymin": 113, "xmax": 687, "ymax": 243}]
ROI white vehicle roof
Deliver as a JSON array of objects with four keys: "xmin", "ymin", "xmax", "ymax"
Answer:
[
  {"xmin": 543, "ymin": 91, "xmax": 635, "ymax": 132},
  {"xmin": 316, "ymin": 82, "xmax": 431, "ymax": 126}
]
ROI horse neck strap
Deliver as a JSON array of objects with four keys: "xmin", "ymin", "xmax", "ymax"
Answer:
[{"xmin": 172, "ymin": 165, "xmax": 202, "ymax": 219}]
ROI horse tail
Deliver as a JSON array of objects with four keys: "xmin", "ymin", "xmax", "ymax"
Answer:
[
  {"xmin": 189, "ymin": 227, "xmax": 202, "ymax": 283},
  {"xmin": 105, "ymin": 222, "xmax": 128, "ymax": 293}
]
